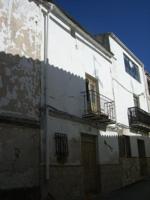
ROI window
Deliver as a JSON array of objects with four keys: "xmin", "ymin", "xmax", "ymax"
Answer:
[
  {"xmin": 85, "ymin": 73, "xmax": 100, "ymax": 113},
  {"xmin": 147, "ymin": 79, "xmax": 150, "ymax": 95},
  {"xmin": 55, "ymin": 133, "xmax": 68, "ymax": 162},
  {"xmin": 137, "ymin": 139, "xmax": 146, "ymax": 158},
  {"xmin": 124, "ymin": 54, "xmax": 140, "ymax": 82},
  {"xmin": 119, "ymin": 135, "xmax": 131, "ymax": 157},
  {"xmin": 133, "ymin": 94, "xmax": 140, "ymax": 108}
]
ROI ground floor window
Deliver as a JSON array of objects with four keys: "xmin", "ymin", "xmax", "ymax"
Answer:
[{"xmin": 119, "ymin": 135, "xmax": 131, "ymax": 157}]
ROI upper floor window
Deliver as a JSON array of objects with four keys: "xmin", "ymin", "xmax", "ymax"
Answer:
[
  {"xmin": 124, "ymin": 54, "xmax": 140, "ymax": 82},
  {"xmin": 147, "ymin": 78, "xmax": 150, "ymax": 95},
  {"xmin": 85, "ymin": 73, "xmax": 100, "ymax": 113},
  {"xmin": 133, "ymin": 94, "xmax": 140, "ymax": 108}
]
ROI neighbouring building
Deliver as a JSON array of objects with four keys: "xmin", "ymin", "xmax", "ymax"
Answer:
[
  {"xmin": 145, "ymin": 71, "xmax": 150, "ymax": 112},
  {"xmin": 0, "ymin": 1, "xmax": 150, "ymax": 200}
]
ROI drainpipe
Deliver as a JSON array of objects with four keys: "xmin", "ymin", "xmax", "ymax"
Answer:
[
  {"xmin": 44, "ymin": 10, "xmax": 49, "ymax": 180},
  {"xmin": 44, "ymin": 4, "xmax": 54, "ymax": 180},
  {"xmin": 41, "ymin": 3, "xmax": 54, "ymax": 181}
]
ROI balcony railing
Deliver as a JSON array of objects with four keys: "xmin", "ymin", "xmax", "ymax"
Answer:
[
  {"xmin": 82, "ymin": 90, "xmax": 116, "ymax": 123},
  {"xmin": 128, "ymin": 107, "xmax": 150, "ymax": 132}
]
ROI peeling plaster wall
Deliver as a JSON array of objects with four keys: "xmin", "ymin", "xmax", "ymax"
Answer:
[
  {"xmin": 0, "ymin": 0, "xmax": 44, "ymax": 60},
  {"xmin": 0, "ymin": 52, "xmax": 41, "ymax": 119}
]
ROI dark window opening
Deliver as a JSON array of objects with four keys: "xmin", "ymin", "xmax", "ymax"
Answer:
[
  {"xmin": 119, "ymin": 135, "xmax": 131, "ymax": 157},
  {"xmin": 147, "ymin": 79, "xmax": 150, "ymax": 95},
  {"xmin": 133, "ymin": 94, "xmax": 140, "ymax": 108},
  {"xmin": 55, "ymin": 133, "xmax": 68, "ymax": 162},
  {"xmin": 124, "ymin": 54, "xmax": 140, "ymax": 82}
]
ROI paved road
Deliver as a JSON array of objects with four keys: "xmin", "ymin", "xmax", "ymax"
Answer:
[{"xmin": 101, "ymin": 179, "xmax": 150, "ymax": 200}]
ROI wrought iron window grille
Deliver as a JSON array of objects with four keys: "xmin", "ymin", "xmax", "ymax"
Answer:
[{"xmin": 55, "ymin": 133, "xmax": 69, "ymax": 162}]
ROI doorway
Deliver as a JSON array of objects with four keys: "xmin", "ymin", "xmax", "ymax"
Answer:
[
  {"xmin": 137, "ymin": 139, "xmax": 147, "ymax": 176},
  {"xmin": 81, "ymin": 134, "xmax": 99, "ymax": 194}
]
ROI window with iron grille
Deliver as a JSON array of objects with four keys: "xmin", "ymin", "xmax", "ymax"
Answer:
[{"xmin": 55, "ymin": 133, "xmax": 68, "ymax": 162}]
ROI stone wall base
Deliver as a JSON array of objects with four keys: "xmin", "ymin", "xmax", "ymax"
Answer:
[
  {"xmin": 121, "ymin": 158, "xmax": 141, "ymax": 186},
  {"xmin": 100, "ymin": 164, "xmax": 122, "ymax": 193},
  {"xmin": 41, "ymin": 165, "xmax": 84, "ymax": 200}
]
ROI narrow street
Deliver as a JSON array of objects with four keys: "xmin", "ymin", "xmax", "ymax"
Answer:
[{"xmin": 101, "ymin": 179, "xmax": 150, "ymax": 200}]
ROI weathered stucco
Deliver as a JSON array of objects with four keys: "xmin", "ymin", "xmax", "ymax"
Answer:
[
  {"xmin": 0, "ymin": 0, "xmax": 43, "ymax": 59},
  {"xmin": 0, "ymin": 52, "xmax": 41, "ymax": 119}
]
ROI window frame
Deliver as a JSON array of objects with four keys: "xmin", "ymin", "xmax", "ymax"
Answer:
[
  {"xmin": 147, "ymin": 78, "xmax": 150, "ymax": 96},
  {"xmin": 123, "ymin": 53, "xmax": 141, "ymax": 83},
  {"xmin": 133, "ymin": 94, "xmax": 140, "ymax": 108},
  {"xmin": 119, "ymin": 135, "xmax": 131, "ymax": 158}
]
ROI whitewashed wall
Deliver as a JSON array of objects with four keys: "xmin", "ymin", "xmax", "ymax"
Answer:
[
  {"xmin": 47, "ymin": 116, "xmax": 99, "ymax": 164},
  {"xmin": 109, "ymin": 36, "xmax": 148, "ymax": 126},
  {"xmin": 47, "ymin": 13, "xmax": 114, "ymax": 117},
  {"xmin": 1, "ymin": 0, "xmax": 149, "ymax": 166},
  {"xmin": 99, "ymin": 131, "xmax": 119, "ymax": 164}
]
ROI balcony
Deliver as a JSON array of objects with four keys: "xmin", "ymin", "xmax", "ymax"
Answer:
[
  {"xmin": 82, "ymin": 90, "xmax": 116, "ymax": 124},
  {"xmin": 128, "ymin": 107, "xmax": 150, "ymax": 132}
]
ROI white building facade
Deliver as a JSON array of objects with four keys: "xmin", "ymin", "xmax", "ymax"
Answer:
[{"xmin": 0, "ymin": 1, "xmax": 150, "ymax": 200}]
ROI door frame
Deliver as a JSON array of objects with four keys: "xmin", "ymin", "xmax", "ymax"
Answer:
[
  {"xmin": 80, "ymin": 133, "xmax": 100, "ymax": 194},
  {"xmin": 137, "ymin": 139, "xmax": 147, "ymax": 176}
]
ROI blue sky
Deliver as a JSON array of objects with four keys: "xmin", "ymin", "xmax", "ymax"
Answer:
[{"xmin": 54, "ymin": 0, "xmax": 150, "ymax": 71}]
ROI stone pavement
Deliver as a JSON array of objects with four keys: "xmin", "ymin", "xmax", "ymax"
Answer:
[{"xmin": 101, "ymin": 178, "xmax": 150, "ymax": 200}]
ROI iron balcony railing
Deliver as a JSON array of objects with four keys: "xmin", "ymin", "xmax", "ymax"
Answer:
[
  {"xmin": 82, "ymin": 90, "xmax": 116, "ymax": 123},
  {"xmin": 128, "ymin": 107, "xmax": 150, "ymax": 132}
]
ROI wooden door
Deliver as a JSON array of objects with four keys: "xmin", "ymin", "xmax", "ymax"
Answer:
[
  {"xmin": 86, "ymin": 74, "xmax": 100, "ymax": 113},
  {"xmin": 137, "ymin": 139, "xmax": 147, "ymax": 176},
  {"xmin": 81, "ymin": 134, "xmax": 99, "ymax": 194}
]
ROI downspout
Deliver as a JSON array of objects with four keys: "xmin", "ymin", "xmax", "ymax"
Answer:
[
  {"xmin": 44, "ymin": 5, "xmax": 53, "ymax": 180},
  {"xmin": 41, "ymin": 3, "xmax": 54, "ymax": 181},
  {"xmin": 44, "ymin": 9, "xmax": 49, "ymax": 180}
]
